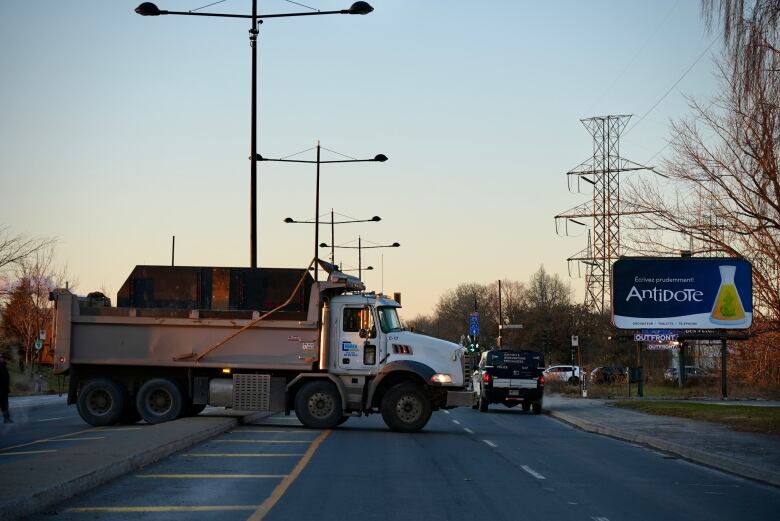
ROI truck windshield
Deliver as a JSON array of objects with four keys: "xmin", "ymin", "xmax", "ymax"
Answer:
[{"xmin": 377, "ymin": 306, "xmax": 403, "ymax": 333}]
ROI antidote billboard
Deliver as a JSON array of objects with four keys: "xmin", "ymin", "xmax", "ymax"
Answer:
[{"xmin": 612, "ymin": 257, "xmax": 752, "ymax": 330}]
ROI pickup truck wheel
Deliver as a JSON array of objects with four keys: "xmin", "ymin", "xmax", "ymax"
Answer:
[
  {"xmin": 478, "ymin": 391, "xmax": 489, "ymax": 412},
  {"xmin": 136, "ymin": 378, "xmax": 185, "ymax": 424},
  {"xmin": 532, "ymin": 400, "xmax": 543, "ymax": 415},
  {"xmin": 381, "ymin": 382, "xmax": 432, "ymax": 432},
  {"xmin": 568, "ymin": 376, "xmax": 580, "ymax": 386},
  {"xmin": 294, "ymin": 381, "xmax": 342, "ymax": 429},
  {"xmin": 77, "ymin": 378, "xmax": 126, "ymax": 427},
  {"xmin": 521, "ymin": 402, "xmax": 531, "ymax": 412}
]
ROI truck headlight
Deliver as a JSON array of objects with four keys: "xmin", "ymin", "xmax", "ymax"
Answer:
[{"xmin": 431, "ymin": 373, "xmax": 452, "ymax": 384}]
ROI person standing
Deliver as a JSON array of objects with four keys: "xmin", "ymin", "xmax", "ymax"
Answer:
[{"xmin": 0, "ymin": 352, "xmax": 12, "ymax": 424}]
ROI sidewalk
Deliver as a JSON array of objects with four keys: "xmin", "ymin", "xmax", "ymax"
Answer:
[
  {"xmin": 0, "ymin": 410, "xmax": 271, "ymax": 521},
  {"xmin": 544, "ymin": 394, "xmax": 780, "ymax": 487}
]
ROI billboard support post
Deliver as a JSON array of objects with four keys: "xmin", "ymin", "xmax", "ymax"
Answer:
[
  {"xmin": 721, "ymin": 338, "xmax": 728, "ymax": 399},
  {"xmin": 638, "ymin": 342, "xmax": 644, "ymax": 398}
]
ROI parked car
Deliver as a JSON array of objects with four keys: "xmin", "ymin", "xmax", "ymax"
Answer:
[
  {"xmin": 472, "ymin": 349, "xmax": 545, "ymax": 414},
  {"xmin": 664, "ymin": 366, "xmax": 711, "ymax": 382},
  {"xmin": 543, "ymin": 365, "xmax": 583, "ymax": 385},
  {"xmin": 590, "ymin": 366, "xmax": 627, "ymax": 384}
]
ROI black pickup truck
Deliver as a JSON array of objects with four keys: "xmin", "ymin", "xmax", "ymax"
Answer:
[{"xmin": 471, "ymin": 349, "xmax": 545, "ymax": 414}]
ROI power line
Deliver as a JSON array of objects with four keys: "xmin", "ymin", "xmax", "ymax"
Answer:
[{"xmin": 625, "ymin": 36, "xmax": 719, "ymax": 136}]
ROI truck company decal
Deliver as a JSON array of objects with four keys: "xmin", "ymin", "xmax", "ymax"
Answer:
[
  {"xmin": 302, "ymin": 342, "xmax": 315, "ymax": 351},
  {"xmin": 341, "ymin": 341, "xmax": 359, "ymax": 358}
]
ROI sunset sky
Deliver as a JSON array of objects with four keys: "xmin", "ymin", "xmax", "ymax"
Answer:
[{"xmin": 1, "ymin": 1, "xmax": 722, "ymax": 319}]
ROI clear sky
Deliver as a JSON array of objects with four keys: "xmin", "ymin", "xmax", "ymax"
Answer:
[{"xmin": 0, "ymin": 1, "xmax": 721, "ymax": 318}]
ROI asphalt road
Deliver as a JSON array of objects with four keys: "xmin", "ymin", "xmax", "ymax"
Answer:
[
  {"xmin": 0, "ymin": 395, "xmax": 85, "ymax": 451},
  {"xmin": 24, "ymin": 403, "xmax": 780, "ymax": 521}
]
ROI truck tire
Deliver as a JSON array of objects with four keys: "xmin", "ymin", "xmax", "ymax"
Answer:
[
  {"xmin": 136, "ymin": 378, "xmax": 185, "ymax": 424},
  {"xmin": 380, "ymin": 382, "xmax": 432, "ymax": 433},
  {"xmin": 521, "ymin": 402, "xmax": 531, "ymax": 412},
  {"xmin": 532, "ymin": 400, "xmax": 543, "ymax": 415},
  {"xmin": 77, "ymin": 378, "xmax": 127, "ymax": 427},
  {"xmin": 294, "ymin": 380, "xmax": 342, "ymax": 429},
  {"xmin": 568, "ymin": 376, "xmax": 580, "ymax": 386}
]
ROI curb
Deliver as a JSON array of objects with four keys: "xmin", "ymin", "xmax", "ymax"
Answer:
[
  {"xmin": 546, "ymin": 409, "xmax": 780, "ymax": 488},
  {"xmin": 0, "ymin": 411, "xmax": 272, "ymax": 521}
]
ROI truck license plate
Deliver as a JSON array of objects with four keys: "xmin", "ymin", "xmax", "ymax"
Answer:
[{"xmin": 509, "ymin": 389, "xmax": 519, "ymax": 396}]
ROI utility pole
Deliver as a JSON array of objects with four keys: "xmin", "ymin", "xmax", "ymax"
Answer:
[{"xmin": 497, "ymin": 280, "xmax": 503, "ymax": 348}]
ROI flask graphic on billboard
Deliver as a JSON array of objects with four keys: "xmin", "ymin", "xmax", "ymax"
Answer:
[
  {"xmin": 612, "ymin": 257, "xmax": 752, "ymax": 330},
  {"xmin": 710, "ymin": 265, "xmax": 747, "ymax": 325}
]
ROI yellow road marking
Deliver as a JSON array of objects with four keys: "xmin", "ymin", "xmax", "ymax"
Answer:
[
  {"xmin": 247, "ymin": 429, "xmax": 330, "ymax": 521},
  {"xmin": 0, "ymin": 428, "xmax": 95, "ymax": 453},
  {"xmin": 0, "ymin": 449, "xmax": 57, "ymax": 456},
  {"xmin": 183, "ymin": 453, "xmax": 305, "ymax": 458},
  {"xmin": 137, "ymin": 474, "xmax": 287, "ymax": 479},
  {"xmin": 214, "ymin": 439, "xmax": 312, "ymax": 444},
  {"xmin": 67, "ymin": 505, "xmax": 259, "ymax": 513}
]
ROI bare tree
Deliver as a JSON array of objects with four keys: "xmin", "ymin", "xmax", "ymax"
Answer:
[{"xmin": 0, "ymin": 226, "xmax": 53, "ymax": 274}]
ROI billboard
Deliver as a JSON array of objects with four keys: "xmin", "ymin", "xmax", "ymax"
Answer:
[{"xmin": 612, "ymin": 257, "xmax": 752, "ymax": 330}]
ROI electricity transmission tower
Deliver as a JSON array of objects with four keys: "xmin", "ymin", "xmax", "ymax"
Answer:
[{"xmin": 555, "ymin": 115, "xmax": 651, "ymax": 314}]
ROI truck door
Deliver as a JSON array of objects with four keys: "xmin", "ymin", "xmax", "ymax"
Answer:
[{"xmin": 337, "ymin": 306, "xmax": 378, "ymax": 371}]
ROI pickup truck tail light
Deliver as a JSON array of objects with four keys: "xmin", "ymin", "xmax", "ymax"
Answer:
[
  {"xmin": 482, "ymin": 373, "xmax": 492, "ymax": 384},
  {"xmin": 539, "ymin": 374, "xmax": 545, "ymax": 387}
]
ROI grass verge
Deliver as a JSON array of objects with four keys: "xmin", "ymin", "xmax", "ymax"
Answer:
[{"xmin": 612, "ymin": 400, "xmax": 780, "ymax": 436}]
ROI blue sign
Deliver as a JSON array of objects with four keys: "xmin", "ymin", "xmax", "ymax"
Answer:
[
  {"xmin": 612, "ymin": 257, "xmax": 752, "ymax": 330},
  {"xmin": 469, "ymin": 312, "xmax": 479, "ymax": 337}
]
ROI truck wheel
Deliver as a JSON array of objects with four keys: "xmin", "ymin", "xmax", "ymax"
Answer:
[
  {"xmin": 294, "ymin": 381, "xmax": 342, "ymax": 429},
  {"xmin": 77, "ymin": 378, "xmax": 127, "ymax": 427},
  {"xmin": 136, "ymin": 378, "xmax": 185, "ymax": 424},
  {"xmin": 521, "ymin": 402, "xmax": 531, "ymax": 412},
  {"xmin": 380, "ymin": 382, "xmax": 432, "ymax": 432},
  {"xmin": 532, "ymin": 400, "xmax": 543, "ymax": 415},
  {"xmin": 568, "ymin": 376, "xmax": 580, "ymax": 386}
]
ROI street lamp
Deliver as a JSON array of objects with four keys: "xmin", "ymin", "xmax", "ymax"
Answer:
[
  {"xmin": 320, "ymin": 237, "xmax": 399, "ymax": 280},
  {"xmin": 259, "ymin": 143, "xmax": 387, "ymax": 280},
  {"xmin": 285, "ymin": 212, "xmax": 381, "ymax": 268},
  {"xmin": 135, "ymin": 1, "xmax": 375, "ymax": 269}
]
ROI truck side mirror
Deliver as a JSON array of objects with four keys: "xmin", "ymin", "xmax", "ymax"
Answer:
[{"xmin": 359, "ymin": 328, "xmax": 369, "ymax": 339}]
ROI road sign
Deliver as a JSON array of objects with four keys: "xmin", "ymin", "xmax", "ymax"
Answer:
[
  {"xmin": 39, "ymin": 330, "xmax": 46, "ymax": 340},
  {"xmin": 571, "ymin": 335, "xmax": 579, "ymax": 347},
  {"xmin": 34, "ymin": 339, "xmax": 43, "ymax": 350},
  {"xmin": 469, "ymin": 312, "xmax": 479, "ymax": 337}
]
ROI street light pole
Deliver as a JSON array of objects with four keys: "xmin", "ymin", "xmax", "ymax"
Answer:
[
  {"xmin": 135, "ymin": 1, "xmax": 375, "ymax": 268},
  {"xmin": 320, "ymin": 238, "xmax": 399, "ymax": 281},
  {"xmin": 259, "ymin": 145, "xmax": 387, "ymax": 280}
]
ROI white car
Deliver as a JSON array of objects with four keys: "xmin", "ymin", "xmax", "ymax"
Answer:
[{"xmin": 543, "ymin": 365, "xmax": 583, "ymax": 385}]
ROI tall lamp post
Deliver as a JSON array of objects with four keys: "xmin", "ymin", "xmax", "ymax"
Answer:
[
  {"xmin": 320, "ymin": 237, "xmax": 399, "ymax": 280},
  {"xmin": 135, "ymin": 2, "xmax": 375, "ymax": 268},
  {"xmin": 258, "ymin": 142, "xmax": 387, "ymax": 280},
  {"xmin": 284, "ymin": 212, "xmax": 381, "ymax": 267}
]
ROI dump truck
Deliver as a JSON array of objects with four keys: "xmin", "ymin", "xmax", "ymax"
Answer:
[{"xmin": 51, "ymin": 260, "xmax": 471, "ymax": 432}]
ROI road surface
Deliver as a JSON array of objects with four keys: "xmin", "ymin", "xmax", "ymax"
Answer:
[{"xmin": 26, "ymin": 403, "xmax": 780, "ymax": 521}]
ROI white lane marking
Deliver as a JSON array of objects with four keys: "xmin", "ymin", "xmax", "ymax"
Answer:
[
  {"xmin": 452, "ymin": 420, "xmax": 461, "ymax": 425},
  {"xmin": 590, "ymin": 517, "xmax": 609, "ymax": 521},
  {"xmin": 464, "ymin": 428, "xmax": 474, "ymax": 434},
  {"xmin": 0, "ymin": 449, "xmax": 57, "ymax": 456},
  {"xmin": 482, "ymin": 439, "xmax": 497, "ymax": 448},
  {"xmin": 52, "ymin": 436, "xmax": 106, "ymax": 442},
  {"xmin": 443, "ymin": 410, "xmax": 450, "ymax": 415},
  {"xmin": 521, "ymin": 465, "xmax": 546, "ymax": 480},
  {"xmin": 36, "ymin": 417, "xmax": 66, "ymax": 422}
]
